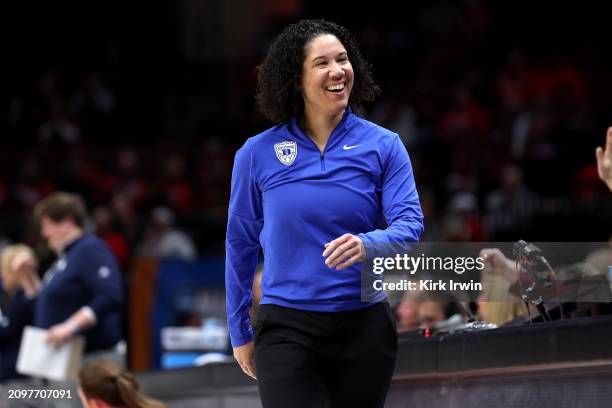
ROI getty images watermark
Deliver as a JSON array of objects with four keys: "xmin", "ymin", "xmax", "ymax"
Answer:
[
  {"xmin": 371, "ymin": 253, "xmax": 484, "ymax": 292},
  {"xmin": 360, "ymin": 242, "xmax": 612, "ymax": 303}
]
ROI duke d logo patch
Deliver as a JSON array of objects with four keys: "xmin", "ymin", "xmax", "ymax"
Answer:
[{"xmin": 274, "ymin": 141, "xmax": 297, "ymax": 166}]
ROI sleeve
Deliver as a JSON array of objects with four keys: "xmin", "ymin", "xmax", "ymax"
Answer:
[
  {"xmin": 225, "ymin": 139, "xmax": 264, "ymax": 347},
  {"xmin": 357, "ymin": 134, "xmax": 424, "ymax": 258},
  {"xmin": 0, "ymin": 293, "xmax": 34, "ymax": 341},
  {"xmin": 77, "ymin": 244, "xmax": 123, "ymax": 320}
]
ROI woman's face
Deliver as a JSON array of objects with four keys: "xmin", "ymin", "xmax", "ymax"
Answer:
[{"xmin": 301, "ymin": 34, "xmax": 354, "ymax": 120}]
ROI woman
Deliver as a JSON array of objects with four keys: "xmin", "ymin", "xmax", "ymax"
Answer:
[
  {"xmin": 0, "ymin": 244, "xmax": 40, "ymax": 382},
  {"xmin": 78, "ymin": 359, "xmax": 166, "ymax": 408},
  {"xmin": 226, "ymin": 19, "xmax": 424, "ymax": 407},
  {"xmin": 32, "ymin": 192, "xmax": 124, "ymax": 359}
]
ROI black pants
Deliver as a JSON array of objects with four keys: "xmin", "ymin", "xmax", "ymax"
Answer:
[{"xmin": 254, "ymin": 301, "xmax": 398, "ymax": 408}]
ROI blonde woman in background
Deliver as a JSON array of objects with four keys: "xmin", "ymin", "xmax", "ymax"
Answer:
[
  {"xmin": 0, "ymin": 244, "xmax": 40, "ymax": 382},
  {"xmin": 0, "ymin": 244, "xmax": 41, "ymax": 408},
  {"xmin": 478, "ymin": 248, "xmax": 527, "ymax": 326}
]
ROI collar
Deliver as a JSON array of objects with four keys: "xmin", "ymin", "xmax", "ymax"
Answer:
[
  {"xmin": 289, "ymin": 106, "xmax": 354, "ymax": 148},
  {"xmin": 59, "ymin": 233, "xmax": 86, "ymax": 256}
]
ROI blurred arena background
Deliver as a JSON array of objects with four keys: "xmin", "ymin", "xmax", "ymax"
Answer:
[{"xmin": 1, "ymin": 1, "xmax": 612, "ymax": 406}]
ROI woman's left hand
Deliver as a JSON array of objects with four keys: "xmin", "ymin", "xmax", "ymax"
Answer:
[{"xmin": 323, "ymin": 233, "xmax": 366, "ymax": 270}]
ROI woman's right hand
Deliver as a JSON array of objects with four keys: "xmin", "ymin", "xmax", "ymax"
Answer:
[
  {"xmin": 12, "ymin": 250, "xmax": 41, "ymax": 298},
  {"xmin": 233, "ymin": 340, "xmax": 257, "ymax": 380}
]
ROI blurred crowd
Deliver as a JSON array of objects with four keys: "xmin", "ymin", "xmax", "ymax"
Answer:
[{"xmin": 0, "ymin": 66, "xmax": 230, "ymax": 260}]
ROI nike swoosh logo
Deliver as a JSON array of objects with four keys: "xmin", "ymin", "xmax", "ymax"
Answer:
[{"xmin": 343, "ymin": 144, "xmax": 361, "ymax": 150}]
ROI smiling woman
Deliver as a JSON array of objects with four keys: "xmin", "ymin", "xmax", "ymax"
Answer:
[
  {"xmin": 226, "ymin": 19, "xmax": 424, "ymax": 408},
  {"xmin": 255, "ymin": 19, "xmax": 379, "ymax": 125},
  {"xmin": 303, "ymin": 36, "xmax": 353, "ymax": 109}
]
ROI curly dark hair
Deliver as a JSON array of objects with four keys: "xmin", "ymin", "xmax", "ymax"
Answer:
[{"xmin": 256, "ymin": 19, "xmax": 380, "ymax": 124}]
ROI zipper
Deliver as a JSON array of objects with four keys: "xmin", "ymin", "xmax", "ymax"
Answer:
[
  {"xmin": 301, "ymin": 135, "xmax": 328, "ymax": 173},
  {"xmin": 307, "ymin": 123, "xmax": 341, "ymax": 173},
  {"xmin": 294, "ymin": 110, "xmax": 349, "ymax": 173}
]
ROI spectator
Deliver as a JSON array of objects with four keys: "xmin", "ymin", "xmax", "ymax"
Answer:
[
  {"xmin": 479, "ymin": 247, "xmax": 537, "ymax": 325},
  {"xmin": 415, "ymin": 291, "xmax": 462, "ymax": 328},
  {"xmin": 37, "ymin": 94, "xmax": 80, "ymax": 144},
  {"xmin": 485, "ymin": 164, "xmax": 537, "ymax": 236},
  {"xmin": 110, "ymin": 191, "xmax": 143, "ymax": 247},
  {"xmin": 477, "ymin": 274, "xmax": 525, "ymax": 326},
  {"xmin": 485, "ymin": 164, "xmax": 536, "ymax": 214},
  {"xmin": 394, "ymin": 291, "xmax": 419, "ymax": 332},
  {"xmin": 446, "ymin": 192, "xmax": 488, "ymax": 241},
  {"xmin": 416, "ymin": 298, "xmax": 447, "ymax": 326},
  {"xmin": 136, "ymin": 206, "xmax": 197, "ymax": 261},
  {"xmin": 93, "ymin": 206, "xmax": 129, "ymax": 267}
]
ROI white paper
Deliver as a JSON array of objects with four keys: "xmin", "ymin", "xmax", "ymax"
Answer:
[{"xmin": 16, "ymin": 326, "xmax": 84, "ymax": 381}]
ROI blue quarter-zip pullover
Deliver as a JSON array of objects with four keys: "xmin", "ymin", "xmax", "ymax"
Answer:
[{"xmin": 226, "ymin": 108, "xmax": 424, "ymax": 347}]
